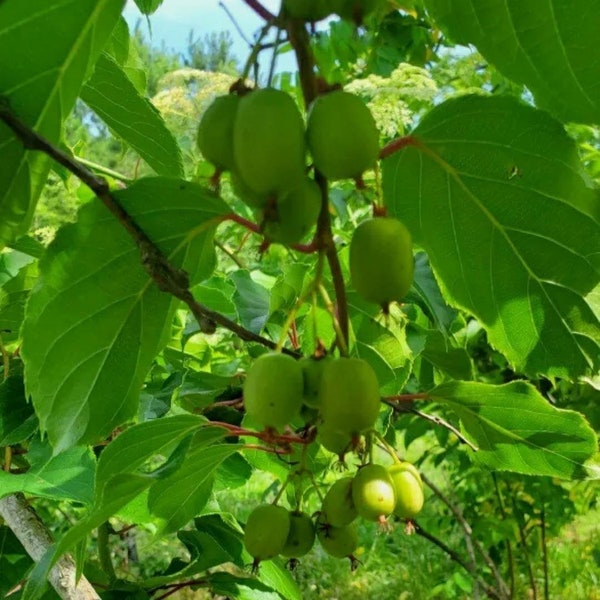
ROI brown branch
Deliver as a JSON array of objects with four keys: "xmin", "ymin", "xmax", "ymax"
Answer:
[
  {"xmin": 285, "ymin": 20, "xmax": 349, "ymax": 349},
  {"xmin": 0, "ymin": 99, "xmax": 299, "ymax": 358},
  {"xmin": 385, "ymin": 400, "xmax": 479, "ymax": 452},
  {"xmin": 241, "ymin": 0, "xmax": 275, "ymax": 21},
  {"xmin": 0, "ymin": 494, "xmax": 100, "ymax": 599}
]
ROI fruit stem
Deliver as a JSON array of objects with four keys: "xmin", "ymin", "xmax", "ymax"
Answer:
[
  {"xmin": 272, "ymin": 474, "xmax": 292, "ymax": 505},
  {"xmin": 223, "ymin": 212, "xmax": 262, "ymax": 234},
  {"xmin": 318, "ymin": 284, "xmax": 349, "ymax": 356},
  {"xmin": 275, "ymin": 253, "xmax": 325, "ymax": 352},
  {"xmin": 373, "ymin": 430, "xmax": 401, "ymax": 464}
]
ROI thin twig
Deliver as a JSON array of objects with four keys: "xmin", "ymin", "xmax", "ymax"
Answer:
[
  {"xmin": 541, "ymin": 506, "xmax": 549, "ymax": 600},
  {"xmin": 0, "ymin": 99, "xmax": 299, "ymax": 357},
  {"xmin": 214, "ymin": 239, "xmax": 247, "ymax": 269},
  {"xmin": 511, "ymin": 488, "xmax": 537, "ymax": 600},
  {"xmin": 384, "ymin": 400, "xmax": 479, "ymax": 452},
  {"xmin": 492, "ymin": 473, "xmax": 516, "ymax": 598},
  {"xmin": 421, "ymin": 473, "xmax": 509, "ymax": 599},
  {"xmin": 219, "ymin": 1, "xmax": 253, "ymax": 46},
  {"xmin": 241, "ymin": 0, "xmax": 275, "ymax": 21},
  {"xmin": 412, "ymin": 521, "xmax": 502, "ymax": 600}
]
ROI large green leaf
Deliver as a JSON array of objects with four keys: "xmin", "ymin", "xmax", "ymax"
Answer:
[
  {"xmin": 0, "ymin": 370, "xmax": 37, "ymax": 446},
  {"xmin": 383, "ymin": 95, "xmax": 600, "ymax": 379},
  {"xmin": 95, "ymin": 414, "xmax": 209, "ymax": 497},
  {"xmin": 23, "ymin": 425, "xmax": 228, "ymax": 600},
  {"xmin": 21, "ymin": 178, "xmax": 228, "ymax": 453},
  {"xmin": 424, "ymin": 0, "xmax": 600, "ymax": 124},
  {"xmin": 133, "ymin": 0, "xmax": 164, "ymax": 15},
  {"xmin": 0, "ymin": 261, "xmax": 38, "ymax": 343},
  {"xmin": 348, "ymin": 291, "xmax": 413, "ymax": 394},
  {"xmin": 148, "ymin": 442, "xmax": 241, "ymax": 535},
  {"xmin": 80, "ymin": 53, "xmax": 183, "ymax": 177},
  {"xmin": 0, "ymin": 439, "xmax": 95, "ymax": 505},
  {"xmin": 0, "ymin": 0, "xmax": 125, "ymax": 248},
  {"xmin": 432, "ymin": 380, "xmax": 598, "ymax": 479}
]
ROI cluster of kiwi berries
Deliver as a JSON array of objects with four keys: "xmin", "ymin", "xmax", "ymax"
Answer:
[
  {"xmin": 243, "ymin": 351, "xmax": 425, "ymax": 569},
  {"xmin": 197, "ymin": 84, "xmax": 414, "ymax": 310},
  {"xmin": 196, "ymin": 0, "xmax": 419, "ymax": 573}
]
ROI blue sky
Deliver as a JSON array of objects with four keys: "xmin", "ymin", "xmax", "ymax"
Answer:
[{"xmin": 123, "ymin": 0, "xmax": 297, "ymax": 71}]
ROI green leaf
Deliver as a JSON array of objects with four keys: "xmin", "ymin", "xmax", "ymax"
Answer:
[
  {"xmin": 80, "ymin": 53, "xmax": 184, "ymax": 177},
  {"xmin": 133, "ymin": 0, "xmax": 164, "ymax": 15},
  {"xmin": 0, "ymin": 439, "xmax": 95, "ymax": 504},
  {"xmin": 23, "ymin": 428, "xmax": 227, "ymax": 600},
  {"xmin": 0, "ymin": 0, "xmax": 125, "ymax": 248},
  {"xmin": 0, "ymin": 370, "xmax": 37, "ymax": 446},
  {"xmin": 348, "ymin": 292, "xmax": 412, "ymax": 394},
  {"xmin": 95, "ymin": 414, "xmax": 208, "ymax": 497},
  {"xmin": 431, "ymin": 380, "xmax": 598, "ymax": 479},
  {"xmin": 0, "ymin": 527, "xmax": 34, "ymax": 598},
  {"xmin": 23, "ymin": 474, "xmax": 155, "ymax": 600},
  {"xmin": 407, "ymin": 252, "xmax": 457, "ymax": 335},
  {"xmin": 144, "ymin": 512, "xmax": 245, "ymax": 586},
  {"xmin": 214, "ymin": 452, "xmax": 253, "ymax": 491},
  {"xmin": 105, "ymin": 17, "xmax": 130, "ymax": 66},
  {"xmin": 6, "ymin": 236, "xmax": 45, "ymax": 259},
  {"xmin": 419, "ymin": 328, "xmax": 474, "ymax": 381},
  {"xmin": 148, "ymin": 442, "xmax": 241, "ymax": 534},
  {"xmin": 0, "ymin": 261, "xmax": 38, "ymax": 344},
  {"xmin": 383, "ymin": 95, "xmax": 600, "ymax": 379},
  {"xmin": 424, "ymin": 0, "xmax": 600, "ymax": 124},
  {"xmin": 177, "ymin": 370, "xmax": 236, "ymax": 412},
  {"xmin": 231, "ymin": 271, "xmax": 271, "ymax": 334},
  {"xmin": 21, "ymin": 178, "xmax": 228, "ymax": 453}
]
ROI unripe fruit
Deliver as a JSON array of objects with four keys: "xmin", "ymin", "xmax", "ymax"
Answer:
[
  {"xmin": 307, "ymin": 91, "xmax": 379, "ymax": 181},
  {"xmin": 317, "ymin": 520, "xmax": 359, "ymax": 558},
  {"xmin": 234, "ymin": 88, "xmax": 306, "ymax": 196},
  {"xmin": 196, "ymin": 95, "xmax": 239, "ymax": 171},
  {"xmin": 352, "ymin": 464, "xmax": 396, "ymax": 521},
  {"xmin": 230, "ymin": 170, "xmax": 269, "ymax": 209},
  {"xmin": 317, "ymin": 425, "xmax": 352, "ymax": 456},
  {"xmin": 300, "ymin": 355, "xmax": 333, "ymax": 409},
  {"xmin": 284, "ymin": 0, "xmax": 333, "ymax": 21},
  {"xmin": 244, "ymin": 353, "xmax": 304, "ymax": 430},
  {"xmin": 321, "ymin": 477, "xmax": 357, "ymax": 527},
  {"xmin": 389, "ymin": 463, "xmax": 424, "ymax": 519},
  {"xmin": 319, "ymin": 358, "xmax": 381, "ymax": 435},
  {"xmin": 263, "ymin": 178, "xmax": 321, "ymax": 245},
  {"xmin": 349, "ymin": 217, "xmax": 414, "ymax": 310},
  {"xmin": 244, "ymin": 504, "xmax": 290, "ymax": 561},
  {"xmin": 282, "ymin": 511, "xmax": 316, "ymax": 558}
]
